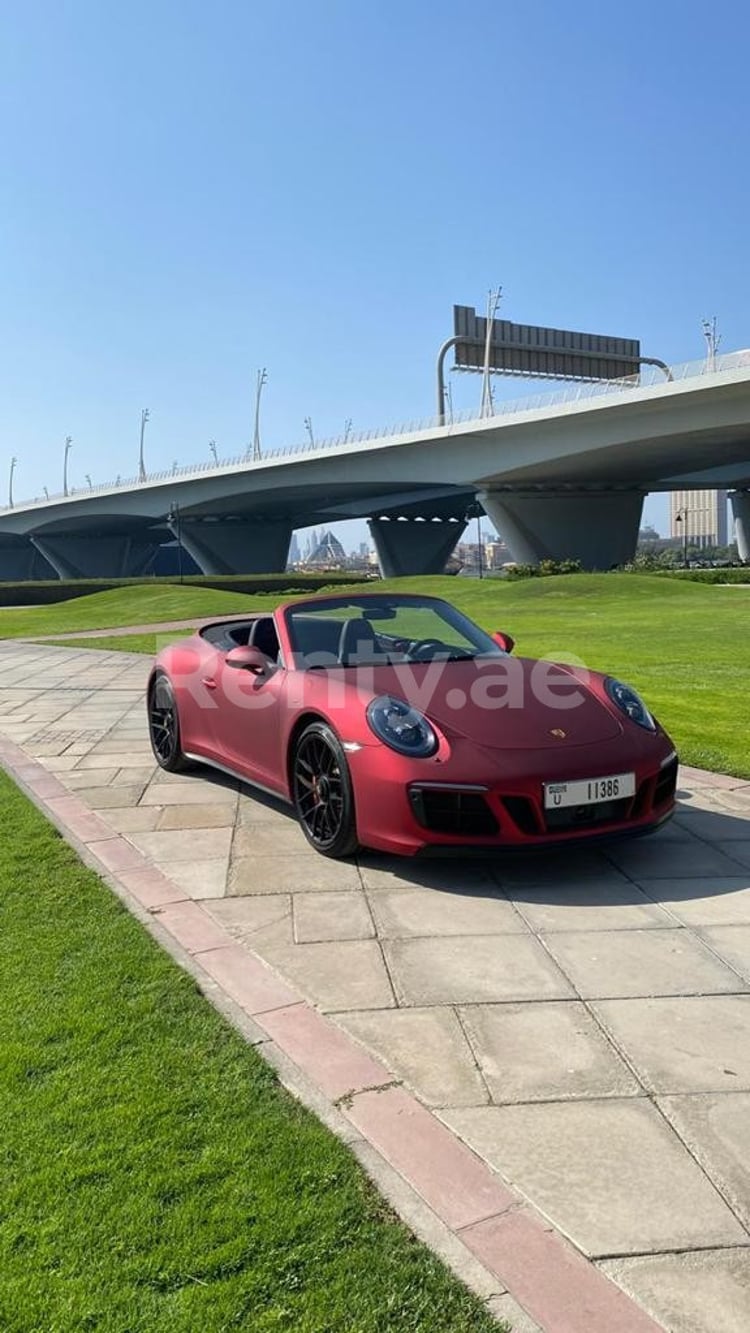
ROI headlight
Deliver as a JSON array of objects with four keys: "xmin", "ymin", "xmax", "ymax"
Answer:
[
  {"xmin": 366, "ymin": 695, "xmax": 438, "ymax": 757},
  {"xmin": 605, "ymin": 678, "xmax": 656, "ymax": 732}
]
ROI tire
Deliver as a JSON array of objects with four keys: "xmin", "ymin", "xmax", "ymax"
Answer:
[
  {"xmin": 148, "ymin": 672, "xmax": 192, "ymax": 773},
  {"xmin": 292, "ymin": 721, "xmax": 359, "ymax": 858}
]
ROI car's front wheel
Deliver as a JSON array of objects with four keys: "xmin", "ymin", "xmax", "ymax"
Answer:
[
  {"xmin": 292, "ymin": 721, "xmax": 359, "ymax": 858},
  {"xmin": 148, "ymin": 672, "xmax": 191, "ymax": 773}
]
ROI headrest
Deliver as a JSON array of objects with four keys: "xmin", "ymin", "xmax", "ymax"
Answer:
[{"xmin": 337, "ymin": 617, "xmax": 380, "ymax": 665}]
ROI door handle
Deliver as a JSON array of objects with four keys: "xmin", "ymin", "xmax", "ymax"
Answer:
[{"xmin": 201, "ymin": 677, "xmax": 217, "ymax": 689}]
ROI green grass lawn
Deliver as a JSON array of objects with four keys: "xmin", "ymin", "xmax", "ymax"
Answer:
[
  {"xmin": 12, "ymin": 572, "xmax": 748, "ymax": 779},
  {"xmin": 0, "ymin": 584, "xmax": 268, "ymax": 637},
  {"xmin": 0, "ymin": 770, "xmax": 502, "ymax": 1333}
]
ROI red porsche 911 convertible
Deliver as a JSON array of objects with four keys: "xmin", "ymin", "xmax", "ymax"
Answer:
[{"xmin": 147, "ymin": 592, "xmax": 678, "ymax": 858}]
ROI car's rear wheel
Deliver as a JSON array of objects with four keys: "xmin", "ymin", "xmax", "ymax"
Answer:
[
  {"xmin": 148, "ymin": 672, "xmax": 191, "ymax": 773},
  {"xmin": 292, "ymin": 722, "xmax": 359, "ymax": 858}
]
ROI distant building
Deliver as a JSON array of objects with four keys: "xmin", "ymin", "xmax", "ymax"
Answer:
[
  {"xmin": 484, "ymin": 539, "xmax": 510, "ymax": 569},
  {"xmin": 288, "ymin": 532, "xmax": 301, "ymax": 564},
  {"xmin": 669, "ymin": 490, "xmax": 728, "ymax": 548},
  {"xmin": 455, "ymin": 537, "xmax": 509, "ymax": 572},
  {"xmin": 308, "ymin": 530, "xmax": 347, "ymax": 565}
]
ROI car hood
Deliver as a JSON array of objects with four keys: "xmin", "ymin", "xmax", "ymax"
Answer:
[{"xmin": 349, "ymin": 657, "xmax": 623, "ymax": 751}]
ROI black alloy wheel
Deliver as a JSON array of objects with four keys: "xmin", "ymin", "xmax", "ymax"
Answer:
[
  {"xmin": 292, "ymin": 721, "xmax": 359, "ymax": 858},
  {"xmin": 148, "ymin": 672, "xmax": 190, "ymax": 773}
]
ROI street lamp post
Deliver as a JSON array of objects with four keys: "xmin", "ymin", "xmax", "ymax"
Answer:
[
  {"xmin": 63, "ymin": 436, "xmax": 73, "ymax": 496},
  {"xmin": 675, "ymin": 510, "xmax": 689, "ymax": 568},
  {"xmin": 209, "ymin": 440, "xmax": 218, "ymax": 465},
  {"xmin": 169, "ymin": 502, "xmax": 184, "ymax": 583},
  {"xmin": 480, "ymin": 286, "xmax": 502, "ymax": 418},
  {"xmin": 252, "ymin": 368, "xmax": 267, "ymax": 460},
  {"xmin": 465, "ymin": 500, "xmax": 485, "ymax": 578},
  {"xmin": 304, "ymin": 416, "xmax": 314, "ymax": 447},
  {"xmin": 139, "ymin": 409, "xmax": 150, "ymax": 481},
  {"xmin": 8, "ymin": 456, "xmax": 16, "ymax": 508},
  {"xmin": 344, "ymin": 418, "xmax": 353, "ymax": 442}
]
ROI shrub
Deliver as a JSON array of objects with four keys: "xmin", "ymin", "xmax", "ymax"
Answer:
[{"xmin": 506, "ymin": 558, "xmax": 583, "ymax": 579}]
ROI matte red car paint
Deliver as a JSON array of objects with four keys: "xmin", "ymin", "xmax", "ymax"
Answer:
[{"xmin": 149, "ymin": 594, "xmax": 677, "ymax": 856}]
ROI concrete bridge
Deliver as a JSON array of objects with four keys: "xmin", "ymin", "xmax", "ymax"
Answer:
[{"xmin": 2, "ymin": 351, "xmax": 749, "ymax": 580}]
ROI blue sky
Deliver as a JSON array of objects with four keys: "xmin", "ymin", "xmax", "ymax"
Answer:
[{"xmin": 2, "ymin": 0, "xmax": 748, "ymax": 542}]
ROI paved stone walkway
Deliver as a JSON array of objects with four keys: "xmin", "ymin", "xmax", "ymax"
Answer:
[{"xmin": 2, "ymin": 639, "xmax": 750, "ymax": 1332}]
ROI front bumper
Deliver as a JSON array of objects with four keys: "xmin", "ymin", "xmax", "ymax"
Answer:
[{"xmin": 349, "ymin": 738, "xmax": 678, "ymax": 857}]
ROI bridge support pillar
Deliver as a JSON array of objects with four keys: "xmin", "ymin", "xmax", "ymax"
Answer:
[
  {"xmin": 30, "ymin": 534, "xmax": 158, "ymax": 580},
  {"xmin": 730, "ymin": 491, "xmax": 750, "ymax": 563},
  {"xmin": 478, "ymin": 489, "xmax": 644, "ymax": 570},
  {"xmin": 0, "ymin": 537, "xmax": 56, "ymax": 582},
  {"xmin": 170, "ymin": 518, "xmax": 292, "ymax": 575},
  {"xmin": 368, "ymin": 516, "xmax": 467, "ymax": 578}
]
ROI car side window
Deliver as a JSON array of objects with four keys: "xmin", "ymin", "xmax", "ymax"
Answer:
[{"xmin": 226, "ymin": 624, "xmax": 253, "ymax": 648}]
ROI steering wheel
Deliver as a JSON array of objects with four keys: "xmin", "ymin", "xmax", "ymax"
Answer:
[{"xmin": 408, "ymin": 638, "xmax": 447, "ymax": 661}]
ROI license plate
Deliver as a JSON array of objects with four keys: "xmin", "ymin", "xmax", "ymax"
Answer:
[{"xmin": 544, "ymin": 772, "xmax": 635, "ymax": 809}]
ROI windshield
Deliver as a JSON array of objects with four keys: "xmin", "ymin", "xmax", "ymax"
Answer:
[{"xmin": 284, "ymin": 595, "xmax": 504, "ymax": 667}]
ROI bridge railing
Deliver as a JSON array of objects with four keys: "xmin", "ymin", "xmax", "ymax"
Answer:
[{"xmin": 4, "ymin": 349, "xmax": 749, "ymax": 513}]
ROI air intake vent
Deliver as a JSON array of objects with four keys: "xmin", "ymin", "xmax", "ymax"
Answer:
[
  {"xmin": 654, "ymin": 757, "xmax": 678, "ymax": 807},
  {"xmin": 501, "ymin": 796, "xmax": 541, "ymax": 836},
  {"xmin": 409, "ymin": 787, "xmax": 498, "ymax": 837}
]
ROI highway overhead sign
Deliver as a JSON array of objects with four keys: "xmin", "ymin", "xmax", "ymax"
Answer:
[{"xmin": 453, "ymin": 305, "xmax": 641, "ymax": 382}]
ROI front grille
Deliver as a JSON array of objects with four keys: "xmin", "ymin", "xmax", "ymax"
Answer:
[
  {"xmin": 409, "ymin": 787, "xmax": 499, "ymax": 836},
  {"xmin": 544, "ymin": 796, "xmax": 632, "ymax": 832},
  {"xmin": 654, "ymin": 757, "xmax": 678, "ymax": 807}
]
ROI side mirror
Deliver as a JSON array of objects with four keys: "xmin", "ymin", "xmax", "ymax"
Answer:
[
  {"xmin": 225, "ymin": 645, "xmax": 269, "ymax": 675},
  {"xmin": 492, "ymin": 631, "xmax": 515, "ymax": 654}
]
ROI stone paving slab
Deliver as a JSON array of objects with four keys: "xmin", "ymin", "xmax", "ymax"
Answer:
[
  {"xmin": 505, "ymin": 882, "xmax": 676, "ymax": 933},
  {"xmin": 599, "ymin": 1250, "xmax": 750, "ymax": 1333},
  {"xmin": 3, "ymin": 640, "xmax": 750, "ymax": 1332},
  {"xmin": 724, "ymin": 841, "xmax": 750, "ymax": 869},
  {"xmin": 205, "ymin": 894, "xmax": 293, "ymax": 946},
  {"xmin": 458, "ymin": 1001, "xmax": 640, "ymax": 1104},
  {"xmin": 157, "ymin": 803, "xmax": 238, "ymax": 830},
  {"xmin": 126, "ymin": 826, "xmax": 235, "ymax": 864},
  {"xmin": 370, "ymin": 885, "xmax": 528, "ymax": 938},
  {"xmin": 637, "ymin": 878, "xmax": 750, "ymax": 926},
  {"xmin": 258, "ymin": 938, "xmax": 397, "ymax": 1011},
  {"xmin": 293, "ymin": 890, "xmax": 375, "ymax": 942},
  {"xmin": 541, "ymin": 926, "xmax": 747, "ymax": 999},
  {"xmin": 592, "ymin": 995, "xmax": 750, "ymax": 1093},
  {"xmin": 441, "ymin": 1099, "xmax": 748, "ymax": 1256},
  {"xmin": 675, "ymin": 806, "xmax": 750, "ymax": 839},
  {"xmin": 604, "ymin": 837, "xmax": 750, "ymax": 880},
  {"xmin": 166, "ymin": 859, "xmax": 232, "ymax": 900},
  {"xmin": 335, "ymin": 1007, "xmax": 489, "ymax": 1108},
  {"xmin": 384, "ymin": 934, "xmax": 576, "ymax": 1006},
  {"xmin": 229, "ymin": 852, "xmax": 362, "ymax": 894},
  {"xmin": 657, "ymin": 1092, "xmax": 750, "ymax": 1231},
  {"xmin": 358, "ymin": 855, "xmax": 499, "ymax": 893}
]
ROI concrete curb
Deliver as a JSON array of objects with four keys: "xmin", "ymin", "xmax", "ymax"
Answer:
[{"xmin": 0, "ymin": 731, "xmax": 674, "ymax": 1333}]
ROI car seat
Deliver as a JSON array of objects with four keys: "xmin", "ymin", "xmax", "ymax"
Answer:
[{"xmin": 337, "ymin": 617, "xmax": 382, "ymax": 665}]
